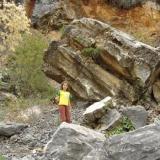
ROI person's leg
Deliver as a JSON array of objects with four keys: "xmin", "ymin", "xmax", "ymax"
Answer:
[
  {"xmin": 59, "ymin": 105, "xmax": 66, "ymax": 122},
  {"xmin": 65, "ymin": 106, "xmax": 71, "ymax": 123}
]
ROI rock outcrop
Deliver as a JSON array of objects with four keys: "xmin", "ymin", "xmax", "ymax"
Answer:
[
  {"xmin": 120, "ymin": 105, "xmax": 148, "ymax": 129},
  {"xmin": 32, "ymin": 0, "xmax": 58, "ymax": 23},
  {"xmin": 43, "ymin": 122, "xmax": 160, "ymax": 160},
  {"xmin": 97, "ymin": 108, "xmax": 122, "ymax": 131},
  {"xmin": 44, "ymin": 122, "xmax": 106, "ymax": 160},
  {"xmin": 43, "ymin": 18, "xmax": 160, "ymax": 102},
  {"xmin": 83, "ymin": 97, "xmax": 122, "ymax": 131},
  {"xmin": 34, "ymin": 0, "xmax": 86, "ymax": 31},
  {"xmin": 0, "ymin": 122, "xmax": 28, "ymax": 137},
  {"xmin": 104, "ymin": 123, "xmax": 160, "ymax": 160},
  {"xmin": 83, "ymin": 97, "xmax": 112, "ymax": 122}
]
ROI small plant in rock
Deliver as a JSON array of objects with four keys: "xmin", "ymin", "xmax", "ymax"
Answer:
[
  {"xmin": 75, "ymin": 36, "xmax": 93, "ymax": 47},
  {"xmin": 59, "ymin": 25, "xmax": 66, "ymax": 37},
  {"xmin": 75, "ymin": 36, "xmax": 86, "ymax": 44},
  {"xmin": 122, "ymin": 116, "xmax": 135, "ymax": 132},
  {"xmin": 81, "ymin": 47, "xmax": 101, "ymax": 58},
  {"xmin": 106, "ymin": 116, "xmax": 135, "ymax": 136}
]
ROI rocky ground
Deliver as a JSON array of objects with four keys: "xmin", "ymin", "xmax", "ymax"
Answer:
[
  {"xmin": 1, "ymin": 1, "xmax": 160, "ymax": 159},
  {"xmin": 0, "ymin": 102, "xmax": 87, "ymax": 160}
]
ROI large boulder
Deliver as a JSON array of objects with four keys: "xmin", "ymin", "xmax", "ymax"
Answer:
[
  {"xmin": 0, "ymin": 122, "xmax": 28, "ymax": 137},
  {"xmin": 44, "ymin": 122, "xmax": 106, "ymax": 160},
  {"xmin": 97, "ymin": 109, "xmax": 122, "ymax": 131},
  {"xmin": 83, "ymin": 97, "xmax": 122, "ymax": 131},
  {"xmin": 32, "ymin": 0, "xmax": 58, "ymax": 20},
  {"xmin": 43, "ymin": 18, "xmax": 160, "ymax": 102},
  {"xmin": 34, "ymin": 0, "xmax": 86, "ymax": 31},
  {"xmin": 83, "ymin": 97, "xmax": 112, "ymax": 122},
  {"xmin": 43, "ymin": 122, "xmax": 160, "ymax": 160},
  {"xmin": 120, "ymin": 105, "xmax": 148, "ymax": 129},
  {"xmin": 104, "ymin": 123, "xmax": 160, "ymax": 160}
]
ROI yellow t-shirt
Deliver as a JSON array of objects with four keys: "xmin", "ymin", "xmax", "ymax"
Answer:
[{"xmin": 58, "ymin": 90, "xmax": 71, "ymax": 106}]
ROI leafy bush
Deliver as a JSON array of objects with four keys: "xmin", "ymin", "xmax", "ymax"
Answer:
[
  {"xmin": 0, "ymin": 2, "xmax": 30, "ymax": 53},
  {"xmin": 106, "ymin": 116, "xmax": 135, "ymax": 136},
  {"xmin": 7, "ymin": 31, "xmax": 54, "ymax": 98},
  {"xmin": 0, "ymin": 155, "xmax": 5, "ymax": 160},
  {"xmin": 81, "ymin": 47, "xmax": 101, "ymax": 58}
]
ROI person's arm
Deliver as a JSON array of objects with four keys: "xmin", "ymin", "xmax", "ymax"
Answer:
[
  {"xmin": 69, "ymin": 94, "xmax": 73, "ymax": 107},
  {"xmin": 55, "ymin": 90, "xmax": 60, "ymax": 104}
]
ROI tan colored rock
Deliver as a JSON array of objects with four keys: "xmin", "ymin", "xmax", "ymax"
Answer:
[
  {"xmin": 43, "ymin": 18, "xmax": 160, "ymax": 102},
  {"xmin": 153, "ymin": 80, "xmax": 160, "ymax": 103},
  {"xmin": 43, "ymin": 42, "xmax": 136, "ymax": 101},
  {"xmin": 70, "ymin": 18, "xmax": 159, "ymax": 84}
]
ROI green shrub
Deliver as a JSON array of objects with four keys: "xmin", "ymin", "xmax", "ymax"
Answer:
[
  {"xmin": 0, "ymin": 155, "xmax": 5, "ymax": 160},
  {"xmin": 7, "ymin": 31, "xmax": 54, "ymax": 98},
  {"xmin": 81, "ymin": 47, "xmax": 101, "ymax": 58},
  {"xmin": 106, "ymin": 116, "xmax": 135, "ymax": 136}
]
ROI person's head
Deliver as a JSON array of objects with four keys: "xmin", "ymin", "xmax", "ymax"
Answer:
[{"xmin": 61, "ymin": 81, "xmax": 69, "ymax": 91}]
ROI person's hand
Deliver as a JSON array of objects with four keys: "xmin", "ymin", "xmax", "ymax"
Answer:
[{"xmin": 55, "ymin": 96, "xmax": 59, "ymax": 104}]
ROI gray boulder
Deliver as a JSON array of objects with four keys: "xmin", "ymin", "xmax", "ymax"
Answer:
[
  {"xmin": 97, "ymin": 109, "xmax": 122, "ymax": 131},
  {"xmin": 83, "ymin": 97, "xmax": 112, "ymax": 122},
  {"xmin": 121, "ymin": 105, "xmax": 148, "ymax": 129},
  {"xmin": 44, "ymin": 122, "xmax": 106, "ymax": 160},
  {"xmin": 104, "ymin": 123, "xmax": 160, "ymax": 160},
  {"xmin": 34, "ymin": 0, "xmax": 86, "ymax": 31},
  {"xmin": 43, "ymin": 123, "xmax": 160, "ymax": 160},
  {"xmin": 0, "ymin": 122, "xmax": 28, "ymax": 137}
]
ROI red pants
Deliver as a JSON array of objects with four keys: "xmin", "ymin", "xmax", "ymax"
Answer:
[{"xmin": 59, "ymin": 105, "xmax": 71, "ymax": 123}]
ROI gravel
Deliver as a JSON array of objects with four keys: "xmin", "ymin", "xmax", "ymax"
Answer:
[{"xmin": 0, "ymin": 102, "xmax": 87, "ymax": 160}]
